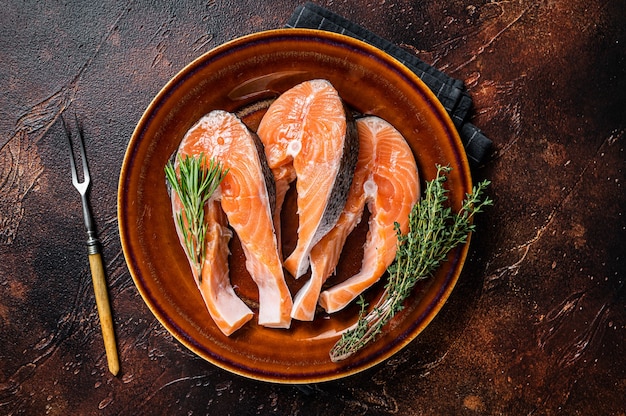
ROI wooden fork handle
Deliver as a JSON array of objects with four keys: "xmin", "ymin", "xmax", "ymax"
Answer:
[{"xmin": 88, "ymin": 252, "xmax": 120, "ymax": 376}]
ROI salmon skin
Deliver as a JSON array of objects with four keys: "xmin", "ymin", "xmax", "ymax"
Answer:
[
  {"xmin": 174, "ymin": 110, "xmax": 292, "ymax": 330},
  {"xmin": 257, "ymin": 79, "xmax": 359, "ymax": 279},
  {"xmin": 318, "ymin": 116, "xmax": 420, "ymax": 314}
]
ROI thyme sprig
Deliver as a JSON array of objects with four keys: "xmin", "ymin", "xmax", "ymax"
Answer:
[
  {"xmin": 329, "ymin": 165, "xmax": 493, "ymax": 362},
  {"xmin": 165, "ymin": 153, "xmax": 228, "ymax": 278}
]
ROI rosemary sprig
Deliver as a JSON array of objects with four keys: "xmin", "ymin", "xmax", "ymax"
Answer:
[
  {"xmin": 164, "ymin": 153, "xmax": 228, "ymax": 278},
  {"xmin": 329, "ymin": 165, "xmax": 493, "ymax": 362}
]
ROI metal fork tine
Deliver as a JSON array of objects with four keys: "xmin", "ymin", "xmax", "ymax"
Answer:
[
  {"xmin": 63, "ymin": 114, "xmax": 91, "ymax": 194},
  {"xmin": 73, "ymin": 113, "xmax": 91, "ymax": 186},
  {"xmin": 62, "ymin": 115, "xmax": 80, "ymax": 187}
]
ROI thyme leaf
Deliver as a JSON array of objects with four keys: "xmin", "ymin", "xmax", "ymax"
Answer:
[
  {"xmin": 165, "ymin": 153, "xmax": 228, "ymax": 279},
  {"xmin": 329, "ymin": 165, "xmax": 493, "ymax": 362}
]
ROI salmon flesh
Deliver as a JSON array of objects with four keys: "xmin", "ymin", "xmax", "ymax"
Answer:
[
  {"xmin": 291, "ymin": 117, "xmax": 375, "ymax": 321},
  {"xmin": 174, "ymin": 110, "xmax": 292, "ymax": 330},
  {"xmin": 257, "ymin": 79, "xmax": 359, "ymax": 279},
  {"xmin": 318, "ymin": 116, "xmax": 420, "ymax": 314},
  {"xmin": 171, "ymin": 193, "xmax": 254, "ymax": 336}
]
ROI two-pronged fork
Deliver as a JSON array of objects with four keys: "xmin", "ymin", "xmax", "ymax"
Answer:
[{"xmin": 63, "ymin": 114, "xmax": 120, "ymax": 376}]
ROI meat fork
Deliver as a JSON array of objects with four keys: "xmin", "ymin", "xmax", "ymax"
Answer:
[{"xmin": 63, "ymin": 114, "xmax": 120, "ymax": 376}]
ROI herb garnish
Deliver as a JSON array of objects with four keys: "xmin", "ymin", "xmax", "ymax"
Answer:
[
  {"xmin": 329, "ymin": 165, "xmax": 492, "ymax": 362},
  {"xmin": 165, "ymin": 153, "xmax": 228, "ymax": 278}
]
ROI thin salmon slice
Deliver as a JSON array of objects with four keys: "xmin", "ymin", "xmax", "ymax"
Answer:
[
  {"xmin": 257, "ymin": 79, "xmax": 359, "ymax": 279},
  {"xmin": 177, "ymin": 110, "xmax": 292, "ymax": 329},
  {"xmin": 319, "ymin": 116, "xmax": 420, "ymax": 313},
  {"xmin": 171, "ymin": 194, "xmax": 253, "ymax": 336},
  {"xmin": 291, "ymin": 123, "xmax": 375, "ymax": 321}
]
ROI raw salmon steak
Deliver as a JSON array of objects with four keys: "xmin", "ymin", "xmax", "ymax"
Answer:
[
  {"xmin": 291, "ymin": 121, "xmax": 375, "ymax": 321},
  {"xmin": 176, "ymin": 110, "xmax": 292, "ymax": 329},
  {"xmin": 319, "ymin": 116, "xmax": 420, "ymax": 313},
  {"xmin": 171, "ymin": 173, "xmax": 253, "ymax": 336},
  {"xmin": 257, "ymin": 79, "xmax": 359, "ymax": 279}
]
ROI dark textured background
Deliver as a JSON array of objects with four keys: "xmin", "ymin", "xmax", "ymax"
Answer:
[{"xmin": 1, "ymin": 1, "xmax": 624, "ymax": 414}]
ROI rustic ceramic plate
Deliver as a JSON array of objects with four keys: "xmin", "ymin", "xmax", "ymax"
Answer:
[{"xmin": 119, "ymin": 29, "xmax": 472, "ymax": 383}]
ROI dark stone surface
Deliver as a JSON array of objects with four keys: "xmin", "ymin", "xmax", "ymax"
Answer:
[{"xmin": 1, "ymin": 0, "xmax": 624, "ymax": 414}]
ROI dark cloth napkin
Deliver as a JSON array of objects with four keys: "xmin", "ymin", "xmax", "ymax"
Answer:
[{"xmin": 286, "ymin": 2, "xmax": 492, "ymax": 167}]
